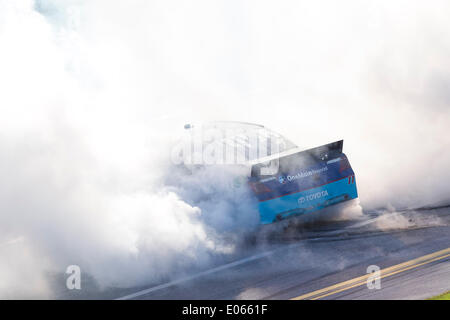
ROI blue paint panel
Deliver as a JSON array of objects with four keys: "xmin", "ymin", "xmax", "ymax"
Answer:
[{"xmin": 259, "ymin": 176, "xmax": 358, "ymax": 224}]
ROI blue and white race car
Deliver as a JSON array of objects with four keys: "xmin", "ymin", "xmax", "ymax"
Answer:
[
  {"xmin": 249, "ymin": 139, "xmax": 358, "ymax": 224},
  {"xmin": 176, "ymin": 121, "xmax": 358, "ymax": 225}
]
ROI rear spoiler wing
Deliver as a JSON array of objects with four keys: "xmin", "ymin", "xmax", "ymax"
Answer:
[
  {"xmin": 300, "ymin": 139, "xmax": 343, "ymax": 160},
  {"xmin": 250, "ymin": 140, "xmax": 344, "ymax": 178}
]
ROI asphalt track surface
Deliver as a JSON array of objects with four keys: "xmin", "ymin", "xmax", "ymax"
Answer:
[{"xmin": 58, "ymin": 205, "xmax": 450, "ymax": 300}]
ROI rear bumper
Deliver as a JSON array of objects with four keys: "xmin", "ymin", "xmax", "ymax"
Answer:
[{"xmin": 259, "ymin": 175, "xmax": 358, "ymax": 224}]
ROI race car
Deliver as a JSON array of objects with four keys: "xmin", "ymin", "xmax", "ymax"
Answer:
[
  {"xmin": 176, "ymin": 121, "xmax": 358, "ymax": 225},
  {"xmin": 248, "ymin": 139, "xmax": 358, "ymax": 224}
]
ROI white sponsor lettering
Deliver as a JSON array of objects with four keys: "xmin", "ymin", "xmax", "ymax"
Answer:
[
  {"xmin": 287, "ymin": 167, "xmax": 328, "ymax": 182},
  {"xmin": 298, "ymin": 190, "xmax": 329, "ymax": 205}
]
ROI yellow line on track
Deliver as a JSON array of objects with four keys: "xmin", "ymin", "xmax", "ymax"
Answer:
[{"xmin": 291, "ymin": 247, "xmax": 450, "ymax": 300}]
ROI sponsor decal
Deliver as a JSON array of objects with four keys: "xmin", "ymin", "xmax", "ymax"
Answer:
[
  {"xmin": 298, "ymin": 190, "xmax": 329, "ymax": 205},
  {"xmin": 278, "ymin": 176, "xmax": 287, "ymax": 184},
  {"xmin": 285, "ymin": 166, "xmax": 328, "ymax": 183}
]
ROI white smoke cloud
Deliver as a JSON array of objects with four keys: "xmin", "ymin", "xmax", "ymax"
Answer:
[{"xmin": 0, "ymin": 0, "xmax": 449, "ymax": 298}]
